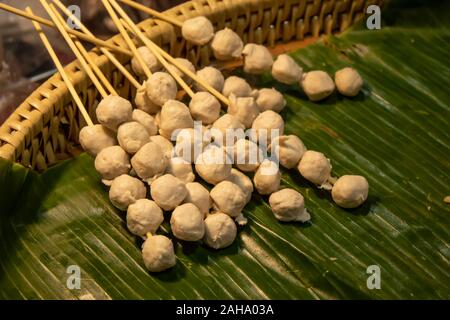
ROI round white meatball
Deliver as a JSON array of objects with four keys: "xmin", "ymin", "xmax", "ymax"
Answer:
[
  {"xmin": 145, "ymin": 72, "xmax": 178, "ymax": 106},
  {"xmin": 174, "ymin": 127, "xmax": 210, "ymax": 163},
  {"xmin": 134, "ymin": 81, "xmax": 160, "ymax": 114},
  {"xmin": 142, "ymin": 235, "xmax": 176, "ymax": 272},
  {"xmin": 331, "ymin": 175, "xmax": 369, "ymax": 208},
  {"xmin": 79, "ymin": 124, "xmax": 116, "ymax": 156},
  {"xmin": 233, "ymin": 138, "xmax": 263, "ymax": 172},
  {"xmin": 211, "ymin": 28, "xmax": 243, "ymax": 60},
  {"xmin": 269, "ymin": 188, "xmax": 310, "ymax": 222},
  {"xmin": 253, "ymin": 160, "xmax": 281, "ymax": 195},
  {"xmin": 222, "ymin": 76, "xmax": 253, "ymax": 98},
  {"xmin": 150, "ymin": 174, "xmax": 187, "ymax": 211},
  {"xmin": 166, "ymin": 157, "xmax": 195, "ymax": 183},
  {"xmin": 181, "ymin": 16, "xmax": 214, "ymax": 45},
  {"xmin": 272, "ymin": 54, "xmax": 302, "ymax": 85},
  {"xmin": 189, "ymin": 92, "xmax": 221, "ymax": 124},
  {"xmin": 334, "ymin": 67, "xmax": 363, "ymax": 97},
  {"xmin": 242, "ymin": 43, "xmax": 273, "ymax": 74},
  {"xmin": 166, "ymin": 57, "xmax": 196, "ymax": 85},
  {"xmin": 94, "ymin": 145, "xmax": 130, "ymax": 182},
  {"xmin": 96, "ymin": 95, "xmax": 132, "ymax": 131},
  {"xmin": 170, "ymin": 203, "xmax": 205, "ymax": 241},
  {"xmin": 131, "ymin": 142, "xmax": 168, "ymax": 183},
  {"xmin": 117, "ymin": 121, "xmax": 150, "ymax": 154},
  {"xmin": 301, "ymin": 71, "xmax": 335, "ymax": 101},
  {"xmin": 109, "ymin": 174, "xmax": 146, "ymax": 210},
  {"xmin": 210, "ymin": 114, "xmax": 245, "ymax": 146},
  {"xmin": 228, "ymin": 94, "xmax": 260, "ymax": 129},
  {"xmin": 195, "ymin": 145, "xmax": 232, "ymax": 185},
  {"xmin": 256, "ymin": 88, "xmax": 286, "ymax": 113},
  {"xmin": 149, "ymin": 135, "xmax": 174, "ymax": 159},
  {"xmin": 159, "ymin": 100, "xmax": 194, "ymax": 139},
  {"xmin": 297, "ymin": 150, "xmax": 332, "ymax": 189},
  {"xmin": 210, "ymin": 181, "xmax": 247, "ymax": 217},
  {"xmin": 195, "ymin": 66, "xmax": 225, "ymax": 92},
  {"xmin": 131, "ymin": 46, "xmax": 162, "ymax": 76},
  {"xmin": 203, "ymin": 213, "xmax": 237, "ymax": 249},
  {"xmin": 127, "ymin": 199, "xmax": 164, "ymax": 237},
  {"xmin": 132, "ymin": 109, "xmax": 157, "ymax": 136},
  {"xmin": 225, "ymin": 168, "xmax": 253, "ymax": 203},
  {"xmin": 270, "ymin": 135, "xmax": 306, "ymax": 169},
  {"xmin": 251, "ymin": 110, "xmax": 285, "ymax": 145},
  {"xmin": 183, "ymin": 182, "xmax": 212, "ymax": 216}
]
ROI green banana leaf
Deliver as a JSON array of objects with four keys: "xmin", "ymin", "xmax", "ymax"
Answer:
[{"xmin": 1, "ymin": 1, "xmax": 449, "ymax": 299}]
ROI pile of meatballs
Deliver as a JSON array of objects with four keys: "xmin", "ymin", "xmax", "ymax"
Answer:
[{"xmin": 78, "ymin": 16, "xmax": 369, "ymax": 272}]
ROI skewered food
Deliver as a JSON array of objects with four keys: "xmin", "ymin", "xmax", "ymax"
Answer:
[
  {"xmin": 131, "ymin": 141, "xmax": 168, "ymax": 183},
  {"xmin": 109, "ymin": 174, "xmax": 146, "ymax": 210},
  {"xmin": 96, "ymin": 95, "xmax": 133, "ymax": 131},
  {"xmin": 251, "ymin": 110, "xmax": 285, "ymax": 144},
  {"xmin": 170, "ymin": 203, "xmax": 205, "ymax": 241},
  {"xmin": 334, "ymin": 67, "xmax": 363, "ymax": 97},
  {"xmin": 126, "ymin": 199, "xmax": 164, "ymax": 237},
  {"xmin": 181, "ymin": 16, "xmax": 215, "ymax": 45},
  {"xmin": 233, "ymin": 138, "xmax": 263, "ymax": 172},
  {"xmin": 271, "ymin": 54, "xmax": 303, "ymax": 85},
  {"xmin": 253, "ymin": 160, "xmax": 281, "ymax": 195},
  {"xmin": 210, "ymin": 181, "xmax": 247, "ymax": 217},
  {"xmin": 117, "ymin": 121, "xmax": 150, "ymax": 154},
  {"xmin": 195, "ymin": 145, "xmax": 232, "ymax": 185},
  {"xmin": 189, "ymin": 92, "xmax": 221, "ymax": 124},
  {"xmin": 166, "ymin": 157, "xmax": 195, "ymax": 183},
  {"xmin": 142, "ymin": 235, "xmax": 176, "ymax": 272},
  {"xmin": 228, "ymin": 94, "xmax": 260, "ymax": 129},
  {"xmin": 270, "ymin": 135, "xmax": 306, "ymax": 169},
  {"xmin": 301, "ymin": 70, "xmax": 335, "ymax": 101},
  {"xmin": 195, "ymin": 66, "xmax": 225, "ymax": 92},
  {"xmin": 132, "ymin": 109, "xmax": 158, "ymax": 136},
  {"xmin": 94, "ymin": 145, "xmax": 130, "ymax": 183},
  {"xmin": 166, "ymin": 57, "xmax": 196, "ymax": 85},
  {"xmin": 145, "ymin": 72, "xmax": 178, "ymax": 106},
  {"xmin": 150, "ymin": 174, "xmax": 187, "ymax": 211},
  {"xmin": 255, "ymin": 88, "xmax": 286, "ymax": 113},
  {"xmin": 131, "ymin": 46, "xmax": 161, "ymax": 76},
  {"xmin": 159, "ymin": 99, "xmax": 194, "ymax": 139},
  {"xmin": 211, "ymin": 28, "xmax": 243, "ymax": 60},
  {"xmin": 183, "ymin": 182, "xmax": 212, "ymax": 217},
  {"xmin": 203, "ymin": 213, "xmax": 237, "ymax": 249},
  {"xmin": 222, "ymin": 76, "xmax": 253, "ymax": 98},
  {"xmin": 79, "ymin": 124, "xmax": 116, "ymax": 156},
  {"xmin": 297, "ymin": 150, "xmax": 333, "ymax": 189},
  {"xmin": 134, "ymin": 81, "xmax": 160, "ymax": 114},
  {"xmin": 242, "ymin": 43, "xmax": 273, "ymax": 74},
  {"xmin": 225, "ymin": 168, "xmax": 253, "ymax": 203}
]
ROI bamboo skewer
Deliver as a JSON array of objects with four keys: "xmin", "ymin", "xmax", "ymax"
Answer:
[
  {"xmin": 0, "ymin": 3, "xmax": 131, "ymax": 56},
  {"xmin": 40, "ymin": 0, "xmax": 109, "ymax": 99},
  {"xmin": 118, "ymin": 18, "xmax": 195, "ymax": 98},
  {"xmin": 52, "ymin": 0, "xmax": 140, "ymax": 89},
  {"xmin": 117, "ymin": 0, "xmax": 183, "ymax": 27},
  {"xmin": 100, "ymin": 0, "xmax": 152, "ymax": 79},
  {"xmin": 49, "ymin": 3, "xmax": 118, "ymax": 96},
  {"xmin": 26, "ymin": 6, "xmax": 93, "ymax": 126},
  {"xmin": 108, "ymin": 0, "xmax": 229, "ymax": 106}
]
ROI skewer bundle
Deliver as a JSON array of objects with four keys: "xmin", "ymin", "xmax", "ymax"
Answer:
[{"xmin": 1, "ymin": 0, "xmax": 369, "ymax": 273}]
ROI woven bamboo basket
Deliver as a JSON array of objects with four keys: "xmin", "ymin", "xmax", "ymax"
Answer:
[{"xmin": 0, "ymin": 0, "xmax": 382, "ymax": 171}]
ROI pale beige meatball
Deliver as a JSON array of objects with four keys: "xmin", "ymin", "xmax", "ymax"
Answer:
[
  {"xmin": 195, "ymin": 146, "xmax": 232, "ymax": 185},
  {"xmin": 297, "ymin": 150, "xmax": 332, "ymax": 189},
  {"xmin": 145, "ymin": 72, "xmax": 178, "ymax": 106},
  {"xmin": 132, "ymin": 109, "xmax": 157, "ymax": 136},
  {"xmin": 142, "ymin": 235, "xmax": 176, "ymax": 272},
  {"xmin": 256, "ymin": 88, "xmax": 286, "ymax": 113},
  {"xmin": 181, "ymin": 16, "xmax": 214, "ymax": 45},
  {"xmin": 270, "ymin": 135, "xmax": 306, "ymax": 169},
  {"xmin": 170, "ymin": 203, "xmax": 205, "ymax": 241},
  {"xmin": 131, "ymin": 142, "xmax": 168, "ymax": 183},
  {"xmin": 203, "ymin": 213, "xmax": 237, "ymax": 249},
  {"xmin": 210, "ymin": 114, "xmax": 245, "ymax": 146},
  {"xmin": 210, "ymin": 181, "xmax": 247, "ymax": 217},
  {"xmin": 166, "ymin": 157, "xmax": 195, "ymax": 183},
  {"xmin": 225, "ymin": 168, "xmax": 253, "ymax": 203},
  {"xmin": 189, "ymin": 92, "xmax": 221, "ymax": 124},
  {"xmin": 174, "ymin": 127, "xmax": 210, "ymax": 163},
  {"xmin": 96, "ymin": 95, "xmax": 132, "ymax": 131},
  {"xmin": 301, "ymin": 71, "xmax": 335, "ymax": 101},
  {"xmin": 149, "ymin": 135, "xmax": 174, "ymax": 159},
  {"xmin": 126, "ymin": 199, "xmax": 164, "ymax": 237},
  {"xmin": 272, "ymin": 54, "xmax": 302, "ymax": 85},
  {"xmin": 150, "ymin": 174, "xmax": 187, "ymax": 211},
  {"xmin": 159, "ymin": 100, "xmax": 194, "ymax": 139},
  {"xmin": 251, "ymin": 110, "xmax": 285, "ymax": 145},
  {"xmin": 211, "ymin": 28, "xmax": 243, "ymax": 60},
  {"xmin": 334, "ymin": 67, "xmax": 363, "ymax": 97},
  {"xmin": 195, "ymin": 66, "xmax": 225, "ymax": 92},
  {"xmin": 166, "ymin": 58, "xmax": 196, "ymax": 85},
  {"xmin": 331, "ymin": 175, "xmax": 369, "ymax": 208},
  {"xmin": 109, "ymin": 174, "xmax": 146, "ymax": 210},
  {"xmin": 94, "ymin": 145, "xmax": 130, "ymax": 182},
  {"xmin": 253, "ymin": 160, "xmax": 281, "ymax": 195},
  {"xmin": 228, "ymin": 94, "xmax": 260, "ymax": 129},
  {"xmin": 269, "ymin": 188, "xmax": 310, "ymax": 222},
  {"xmin": 222, "ymin": 76, "xmax": 253, "ymax": 98},
  {"xmin": 79, "ymin": 124, "xmax": 116, "ymax": 156},
  {"xmin": 233, "ymin": 138, "xmax": 263, "ymax": 172},
  {"xmin": 183, "ymin": 182, "xmax": 212, "ymax": 216},
  {"xmin": 242, "ymin": 43, "xmax": 273, "ymax": 74},
  {"xmin": 131, "ymin": 46, "xmax": 162, "ymax": 76},
  {"xmin": 117, "ymin": 121, "xmax": 150, "ymax": 154},
  {"xmin": 134, "ymin": 81, "xmax": 160, "ymax": 114}
]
